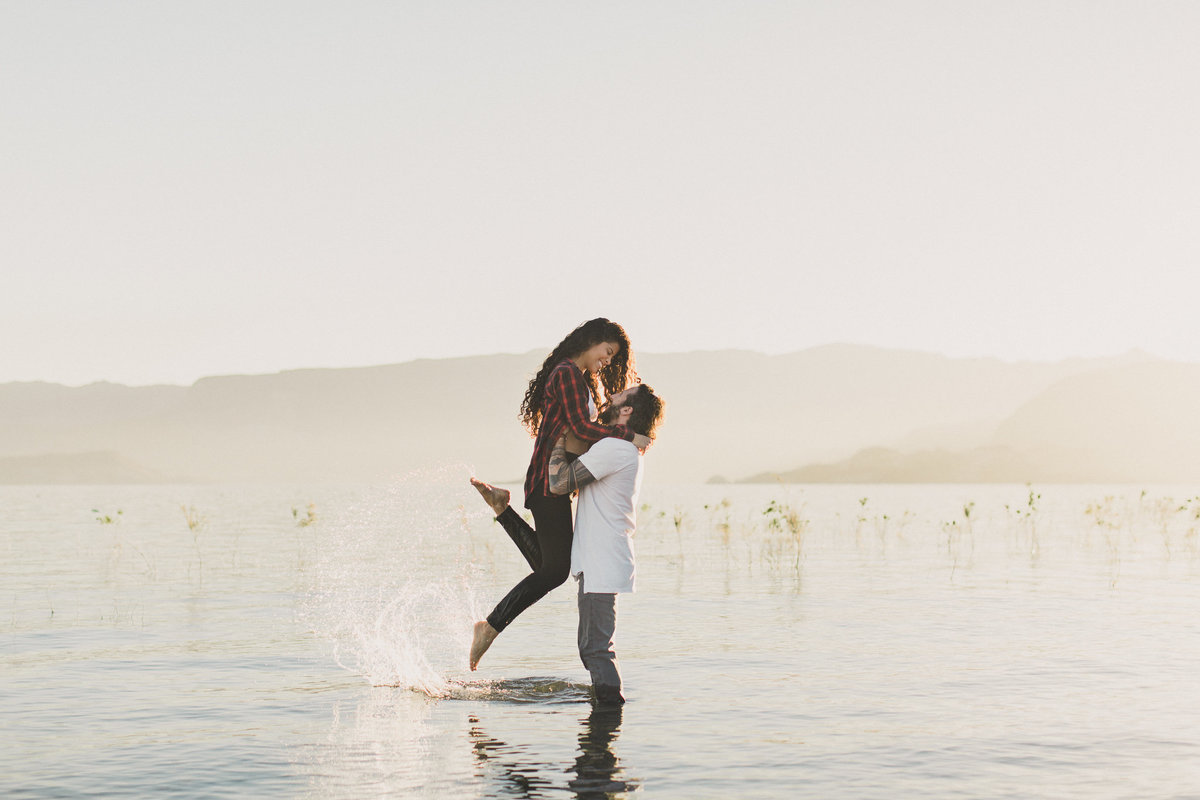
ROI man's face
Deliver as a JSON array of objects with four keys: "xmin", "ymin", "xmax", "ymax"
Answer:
[{"xmin": 600, "ymin": 386, "xmax": 639, "ymax": 424}]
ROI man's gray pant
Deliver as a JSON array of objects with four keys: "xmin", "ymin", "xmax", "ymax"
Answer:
[{"xmin": 576, "ymin": 577, "xmax": 624, "ymax": 704}]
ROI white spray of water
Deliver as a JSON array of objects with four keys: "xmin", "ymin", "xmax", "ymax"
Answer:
[{"xmin": 300, "ymin": 465, "xmax": 489, "ymax": 695}]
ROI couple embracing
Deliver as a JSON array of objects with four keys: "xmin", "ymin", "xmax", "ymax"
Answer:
[{"xmin": 469, "ymin": 318, "xmax": 665, "ymax": 706}]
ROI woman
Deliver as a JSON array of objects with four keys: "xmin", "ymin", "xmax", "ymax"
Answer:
[{"xmin": 469, "ymin": 318, "xmax": 646, "ymax": 670}]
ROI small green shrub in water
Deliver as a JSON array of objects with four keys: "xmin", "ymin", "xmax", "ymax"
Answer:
[
  {"xmin": 181, "ymin": 504, "xmax": 206, "ymax": 579},
  {"xmin": 93, "ymin": 509, "xmax": 122, "ymax": 525},
  {"xmin": 763, "ymin": 499, "xmax": 807, "ymax": 537},
  {"xmin": 181, "ymin": 505, "xmax": 206, "ymax": 532},
  {"xmin": 705, "ymin": 498, "xmax": 733, "ymax": 541},
  {"xmin": 293, "ymin": 503, "xmax": 318, "ymax": 527}
]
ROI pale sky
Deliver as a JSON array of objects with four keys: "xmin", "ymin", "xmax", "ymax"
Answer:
[{"xmin": 4, "ymin": 1, "xmax": 1198, "ymax": 386}]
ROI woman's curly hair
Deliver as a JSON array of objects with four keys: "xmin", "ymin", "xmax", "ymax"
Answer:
[{"xmin": 520, "ymin": 318, "xmax": 638, "ymax": 434}]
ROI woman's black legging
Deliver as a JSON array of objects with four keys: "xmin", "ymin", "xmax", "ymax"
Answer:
[{"xmin": 486, "ymin": 493, "xmax": 573, "ymax": 632}]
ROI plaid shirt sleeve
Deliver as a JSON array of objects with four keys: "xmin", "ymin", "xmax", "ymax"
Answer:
[{"xmin": 554, "ymin": 363, "xmax": 633, "ymax": 443}]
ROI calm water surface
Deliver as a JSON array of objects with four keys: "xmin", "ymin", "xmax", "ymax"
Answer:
[{"xmin": 3, "ymin": 474, "xmax": 1200, "ymax": 798}]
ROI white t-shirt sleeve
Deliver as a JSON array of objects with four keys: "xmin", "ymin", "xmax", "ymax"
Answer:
[{"xmin": 577, "ymin": 439, "xmax": 633, "ymax": 482}]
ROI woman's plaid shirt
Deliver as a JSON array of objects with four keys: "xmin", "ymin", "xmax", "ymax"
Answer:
[{"xmin": 523, "ymin": 360, "xmax": 632, "ymax": 507}]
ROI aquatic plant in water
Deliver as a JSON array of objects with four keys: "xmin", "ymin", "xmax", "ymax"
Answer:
[
  {"xmin": 1004, "ymin": 485, "xmax": 1042, "ymax": 560},
  {"xmin": 181, "ymin": 505, "xmax": 206, "ymax": 532},
  {"xmin": 294, "ymin": 503, "xmax": 318, "ymax": 527},
  {"xmin": 93, "ymin": 508, "xmax": 122, "ymax": 525},
  {"xmin": 762, "ymin": 499, "xmax": 809, "ymax": 572}
]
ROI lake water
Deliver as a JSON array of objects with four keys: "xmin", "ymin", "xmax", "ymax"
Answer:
[{"xmin": 4, "ymin": 471, "xmax": 1200, "ymax": 798}]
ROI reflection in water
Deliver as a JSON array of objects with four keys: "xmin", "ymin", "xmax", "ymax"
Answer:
[
  {"xmin": 468, "ymin": 717, "xmax": 557, "ymax": 798},
  {"xmin": 569, "ymin": 704, "xmax": 635, "ymax": 798},
  {"xmin": 468, "ymin": 704, "xmax": 638, "ymax": 798},
  {"xmin": 293, "ymin": 688, "xmax": 477, "ymax": 799}
]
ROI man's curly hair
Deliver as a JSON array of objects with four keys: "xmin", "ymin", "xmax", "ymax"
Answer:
[{"xmin": 623, "ymin": 384, "xmax": 664, "ymax": 439}]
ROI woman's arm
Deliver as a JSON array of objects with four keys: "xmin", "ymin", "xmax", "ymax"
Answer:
[{"xmin": 553, "ymin": 363, "xmax": 634, "ymax": 443}]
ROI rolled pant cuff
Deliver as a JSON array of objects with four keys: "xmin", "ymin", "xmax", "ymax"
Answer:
[{"xmin": 592, "ymin": 684, "xmax": 625, "ymax": 705}]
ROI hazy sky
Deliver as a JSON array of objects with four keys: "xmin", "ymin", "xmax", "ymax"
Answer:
[{"xmin": 4, "ymin": 2, "xmax": 1199, "ymax": 386}]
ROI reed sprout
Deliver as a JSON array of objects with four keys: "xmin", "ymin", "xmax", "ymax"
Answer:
[
  {"xmin": 294, "ymin": 503, "xmax": 318, "ymax": 527},
  {"xmin": 182, "ymin": 504, "xmax": 207, "ymax": 580},
  {"xmin": 182, "ymin": 505, "xmax": 206, "ymax": 531}
]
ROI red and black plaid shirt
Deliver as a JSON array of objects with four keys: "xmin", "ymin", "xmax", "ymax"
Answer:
[{"xmin": 523, "ymin": 359, "xmax": 632, "ymax": 507}]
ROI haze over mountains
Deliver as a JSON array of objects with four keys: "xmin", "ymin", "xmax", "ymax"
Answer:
[{"xmin": 1, "ymin": 345, "xmax": 1195, "ymax": 484}]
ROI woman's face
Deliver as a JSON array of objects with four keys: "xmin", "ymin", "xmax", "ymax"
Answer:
[{"xmin": 577, "ymin": 341, "xmax": 620, "ymax": 374}]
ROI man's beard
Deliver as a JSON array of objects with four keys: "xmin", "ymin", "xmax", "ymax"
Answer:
[{"xmin": 599, "ymin": 405, "xmax": 620, "ymax": 425}]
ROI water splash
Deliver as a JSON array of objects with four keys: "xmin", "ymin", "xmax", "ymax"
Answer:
[
  {"xmin": 421, "ymin": 677, "xmax": 593, "ymax": 704},
  {"xmin": 301, "ymin": 465, "xmax": 487, "ymax": 693}
]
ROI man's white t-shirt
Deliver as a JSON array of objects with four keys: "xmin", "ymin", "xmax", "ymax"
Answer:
[{"xmin": 570, "ymin": 437, "xmax": 643, "ymax": 594}]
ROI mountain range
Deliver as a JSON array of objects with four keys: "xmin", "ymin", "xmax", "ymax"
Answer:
[{"xmin": 1, "ymin": 345, "xmax": 1194, "ymax": 484}]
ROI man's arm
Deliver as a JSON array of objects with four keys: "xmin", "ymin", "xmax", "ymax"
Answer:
[{"xmin": 548, "ymin": 436, "xmax": 598, "ymax": 496}]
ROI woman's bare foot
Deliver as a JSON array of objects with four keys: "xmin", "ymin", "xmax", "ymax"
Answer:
[
  {"xmin": 470, "ymin": 478, "xmax": 510, "ymax": 517},
  {"xmin": 470, "ymin": 620, "xmax": 499, "ymax": 671}
]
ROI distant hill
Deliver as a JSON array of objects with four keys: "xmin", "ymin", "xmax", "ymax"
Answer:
[
  {"xmin": 637, "ymin": 345, "xmax": 1148, "ymax": 483},
  {"xmin": 0, "ymin": 345, "xmax": 1169, "ymax": 484},
  {"xmin": 749, "ymin": 357, "xmax": 1200, "ymax": 484},
  {"xmin": 990, "ymin": 360, "xmax": 1200, "ymax": 483},
  {"xmin": 744, "ymin": 445, "xmax": 1134, "ymax": 484},
  {"xmin": 0, "ymin": 451, "xmax": 172, "ymax": 484}
]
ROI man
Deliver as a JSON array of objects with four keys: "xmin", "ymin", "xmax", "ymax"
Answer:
[
  {"xmin": 547, "ymin": 383, "xmax": 664, "ymax": 704},
  {"xmin": 469, "ymin": 384, "xmax": 664, "ymax": 705}
]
